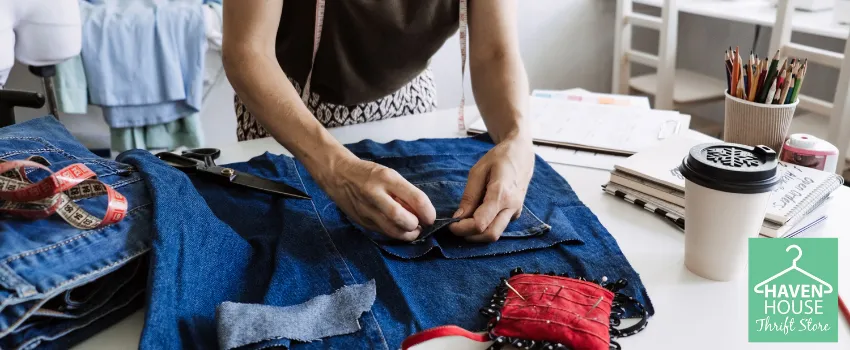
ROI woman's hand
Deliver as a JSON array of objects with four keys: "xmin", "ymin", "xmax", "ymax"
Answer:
[
  {"xmin": 315, "ymin": 156, "xmax": 437, "ymax": 241},
  {"xmin": 449, "ymin": 136, "xmax": 534, "ymax": 242}
]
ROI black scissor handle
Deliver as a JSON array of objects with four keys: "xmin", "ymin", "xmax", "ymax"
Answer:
[
  {"xmin": 156, "ymin": 152, "xmax": 205, "ymax": 171},
  {"xmin": 182, "ymin": 148, "xmax": 221, "ymax": 167}
]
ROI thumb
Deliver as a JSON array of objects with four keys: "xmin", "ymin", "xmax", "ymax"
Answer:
[{"xmin": 454, "ymin": 168, "xmax": 487, "ymax": 219}]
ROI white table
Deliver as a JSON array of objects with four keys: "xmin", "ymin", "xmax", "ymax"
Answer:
[
  {"xmin": 77, "ymin": 108, "xmax": 849, "ymax": 349},
  {"xmin": 634, "ymin": 0, "xmax": 850, "ymax": 40}
]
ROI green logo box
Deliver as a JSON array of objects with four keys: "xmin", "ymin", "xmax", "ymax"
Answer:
[{"xmin": 748, "ymin": 238, "xmax": 838, "ymax": 342}]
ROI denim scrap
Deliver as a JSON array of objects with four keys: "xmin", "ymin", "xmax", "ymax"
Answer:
[{"xmin": 216, "ymin": 280, "xmax": 377, "ymax": 350}]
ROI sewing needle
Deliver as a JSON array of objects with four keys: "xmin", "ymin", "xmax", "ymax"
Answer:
[
  {"xmin": 504, "ymin": 281, "xmax": 526, "ymax": 301},
  {"xmin": 585, "ymin": 296, "xmax": 604, "ymax": 316}
]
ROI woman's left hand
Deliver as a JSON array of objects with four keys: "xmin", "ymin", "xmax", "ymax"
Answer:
[{"xmin": 448, "ymin": 136, "xmax": 535, "ymax": 242}]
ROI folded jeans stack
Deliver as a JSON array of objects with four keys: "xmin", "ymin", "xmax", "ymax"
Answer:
[{"xmin": 0, "ymin": 117, "xmax": 152, "ymax": 349}]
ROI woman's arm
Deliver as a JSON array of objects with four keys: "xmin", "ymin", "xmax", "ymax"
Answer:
[
  {"xmin": 468, "ymin": 0, "xmax": 531, "ymax": 144},
  {"xmin": 222, "ymin": 0, "xmax": 435, "ymax": 240},
  {"xmin": 449, "ymin": 0, "xmax": 535, "ymax": 242},
  {"xmin": 222, "ymin": 0, "xmax": 346, "ymax": 177}
]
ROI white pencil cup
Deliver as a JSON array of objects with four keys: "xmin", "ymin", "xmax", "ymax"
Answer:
[{"xmin": 724, "ymin": 91, "xmax": 799, "ymax": 155}]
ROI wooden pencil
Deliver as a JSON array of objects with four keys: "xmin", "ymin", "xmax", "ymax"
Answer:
[
  {"xmin": 765, "ymin": 78, "xmax": 778, "ymax": 105},
  {"xmin": 749, "ymin": 61, "xmax": 760, "ymax": 102},
  {"xmin": 779, "ymin": 72, "xmax": 792, "ymax": 104},
  {"xmin": 758, "ymin": 50, "xmax": 781, "ymax": 102},
  {"xmin": 790, "ymin": 60, "xmax": 808, "ymax": 103},
  {"xmin": 729, "ymin": 50, "xmax": 740, "ymax": 97},
  {"xmin": 784, "ymin": 76, "xmax": 796, "ymax": 104}
]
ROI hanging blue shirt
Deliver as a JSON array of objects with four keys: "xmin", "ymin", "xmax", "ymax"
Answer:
[{"xmin": 81, "ymin": 1, "xmax": 206, "ymax": 128}]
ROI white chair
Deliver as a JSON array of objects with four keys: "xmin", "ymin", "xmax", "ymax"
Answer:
[
  {"xmin": 613, "ymin": 0, "xmax": 726, "ymax": 111},
  {"xmin": 771, "ymin": 0, "xmax": 850, "ymax": 170}
]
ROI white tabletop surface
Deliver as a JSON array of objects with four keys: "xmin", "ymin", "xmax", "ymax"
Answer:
[
  {"xmin": 633, "ymin": 0, "xmax": 850, "ymax": 40},
  {"xmin": 77, "ymin": 108, "xmax": 849, "ymax": 349}
]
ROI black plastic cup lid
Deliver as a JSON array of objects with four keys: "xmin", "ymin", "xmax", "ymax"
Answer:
[{"xmin": 678, "ymin": 143, "xmax": 779, "ymax": 194}]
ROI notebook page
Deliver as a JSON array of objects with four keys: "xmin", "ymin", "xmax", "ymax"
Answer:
[
  {"xmin": 529, "ymin": 97, "xmax": 689, "ymax": 154},
  {"xmin": 468, "ymin": 97, "xmax": 689, "ymax": 154}
]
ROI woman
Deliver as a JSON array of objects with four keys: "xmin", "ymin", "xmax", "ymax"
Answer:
[{"xmin": 222, "ymin": 0, "xmax": 534, "ymax": 243}]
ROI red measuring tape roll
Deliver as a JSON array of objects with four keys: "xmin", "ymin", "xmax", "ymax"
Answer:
[{"xmin": 0, "ymin": 156, "xmax": 128, "ymax": 230}]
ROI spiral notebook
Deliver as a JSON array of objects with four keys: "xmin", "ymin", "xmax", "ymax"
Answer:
[{"xmin": 611, "ymin": 136, "xmax": 844, "ymax": 226}]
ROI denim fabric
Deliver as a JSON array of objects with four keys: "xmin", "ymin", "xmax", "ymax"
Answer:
[
  {"xmin": 0, "ymin": 117, "xmax": 152, "ymax": 349},
  {"xmin": 136, "ymin": 133, "xmax": 653, "ymax": 349},
  {"xmin": 216, "ymin": 280, "xmax": 377, "ymax": 350}
]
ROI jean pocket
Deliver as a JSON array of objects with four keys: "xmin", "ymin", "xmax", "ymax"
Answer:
[{"xmin": 357, "ymin": 181, "xmax": 584, "ymax": 259}]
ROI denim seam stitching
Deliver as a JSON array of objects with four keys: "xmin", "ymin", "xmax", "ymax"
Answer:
[
  {"xmin": 0, "ymin": 249, "xmax": 148, "ymax": 339},
  {"xmin": 0, "ymin": 136, "xmax": 78, "ymax": 159},
  {"xmin": 290, "ymin": 158, "xmax": 389, "ymax": 349},
  {"xmin": 0, "ymin": 149, "xmax": 67, "ymax": 160},
  {"xmin": 2, "ymin": 203, "xmax": 152, "ymax": 264},
  {"xmin": 0, "ymin": 263, "xmax": 34, "ymax": 299}
]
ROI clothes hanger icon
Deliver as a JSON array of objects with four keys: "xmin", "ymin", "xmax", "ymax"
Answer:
[{"xmin": 753, "ymin": 244, "xmax": 834, "ymax": 294}]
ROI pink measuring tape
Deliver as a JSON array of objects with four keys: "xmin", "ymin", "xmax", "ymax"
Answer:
[
  {"xmin": 0, "ymin": 156, "xmax": 128, "ymax": 229},
  {"xmin": 303, "ymin": 0, "xmax": 469, "ymax": 131}
]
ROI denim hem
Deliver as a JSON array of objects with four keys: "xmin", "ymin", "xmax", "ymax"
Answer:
[
  {"xmin": 0, "ymin": 249, "xmax": 149, "ymax": 338},
  {"xmin": 291, "ymin": 159, "xmax": 390, "ymax": 350},
  {"xmin": 12, "ymin": 288, "xmax": 145, "ymax": 350}
]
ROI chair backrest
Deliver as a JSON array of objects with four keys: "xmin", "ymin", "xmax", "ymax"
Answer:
[
  {"xmin": 770, "ymin": 0, "xmax": 850, "ymax": 169},
  {"xmin": 612, "ymin": 0, "xmax": 679, "ymax": 110}
]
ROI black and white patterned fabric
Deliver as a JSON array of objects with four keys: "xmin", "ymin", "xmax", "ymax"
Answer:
[{"xmin": 236, "ymin": 69, "xmax": 438, "ymax": 141}]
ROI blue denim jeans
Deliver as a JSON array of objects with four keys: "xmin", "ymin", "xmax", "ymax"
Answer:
[
  {"xmin": 131, "ymin": 134, "xmax": 654, "ymax": 349},
  {"xmin": 0, "ymin": 117, "xmax": 152, "ymax": 349}
]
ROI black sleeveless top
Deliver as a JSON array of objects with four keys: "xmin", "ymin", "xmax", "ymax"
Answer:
[{"xmin": 275, "ymin": 0, "xmax": 460, "ymax": 106}]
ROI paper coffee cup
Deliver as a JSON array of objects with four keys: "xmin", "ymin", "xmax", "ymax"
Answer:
[{"xmin": 678, "ymin": 143, "xmax": 780, "ymax": 281}]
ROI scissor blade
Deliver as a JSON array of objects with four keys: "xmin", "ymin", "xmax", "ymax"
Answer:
[{"xmin": 230, "ymin": 172, "xmax": 312, "ymax": 199}]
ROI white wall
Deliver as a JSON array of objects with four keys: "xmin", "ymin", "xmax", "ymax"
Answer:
[
  {"xmin": 430, "ymin": 0, "xmax": 616, "ymax": 108},
  {"xmin": 2, "ymin": 0, "xmax": 616, "ymax": 150}
]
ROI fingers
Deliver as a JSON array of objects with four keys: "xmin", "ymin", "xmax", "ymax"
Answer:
[
  {"xmin": 465, "ymin": 209, "xmax": 516, "ymax": 243},
  {"xmin": 454, "ymin": 166, "xmax": 488, "ymax": 219},
  {"xmin": 388, "ymin": 179, "xmax": 436, "ymax": 226},
  {"xmin": 372, "ymin": 167, "xmax": 436, "ymax": 226},
  {"xmin": 368, "ymin": 192, "xmax": 419, "ymax": 232},
  {"xmin": 358, "ymin": 204, "xmax": 422, "ymax": 241}
]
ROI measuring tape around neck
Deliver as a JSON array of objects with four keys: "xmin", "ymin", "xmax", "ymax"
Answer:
[{"xmin": 303, "ymin": 0, "xmax": 468, "ymax": 131}]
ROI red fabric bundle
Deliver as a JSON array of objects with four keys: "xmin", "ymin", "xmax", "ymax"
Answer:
[{"xmin": 487, "ymin": 274, "xmax": 614, "ymax": 350}]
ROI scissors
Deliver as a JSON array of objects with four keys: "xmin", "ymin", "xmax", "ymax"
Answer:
[{"xmin": 155, "ymin": 148, "xmax": 311, "ymax": 200}]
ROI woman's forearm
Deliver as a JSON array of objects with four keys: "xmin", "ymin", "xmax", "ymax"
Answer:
[
  {"xmin": 223, "ymin": 48, "xmax": 354, "ymax": 181},
  {"xmin": 470, "ymin": 52, "xmax": 531, "ymax": 144},
  {"xmin": 467, "ymin": 0, "xmax": 531, "ymax": 145}
]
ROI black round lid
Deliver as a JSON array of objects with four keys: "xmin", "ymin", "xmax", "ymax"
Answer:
[{"xmin": 678, "ymin": 143, "xmax": 780, "ymax": 194}]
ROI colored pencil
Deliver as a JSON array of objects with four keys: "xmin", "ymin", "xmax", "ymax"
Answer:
[
  {"xmin": 758, "ymin": 50, "xmax": 781, "ymax": 103},
  {"xmin": 778, "ymin": 70, "xmax": 792, "ymax": 105},
  {"xmin": 765, "ymin": 78, "xmax": 778, "ymax": 105},
  {"xmin": 785, "ymin": 79, "xmax": 796, "ymax": 105},
  {"xmin": 749, "ymin": 62, "xmax": 760, "ymax": 102},
  {"xmin": 790, "ymin": 60, "xmax": 808, "ymax": 103},
  {"xmin": 729, "ymin": 54, "xmax": 738, "ymax": 96}
]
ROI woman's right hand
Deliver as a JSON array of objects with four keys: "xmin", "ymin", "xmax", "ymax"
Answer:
[{"xmin": 314, "ymin": 156, "xmax": 436, "ymax": 241}]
